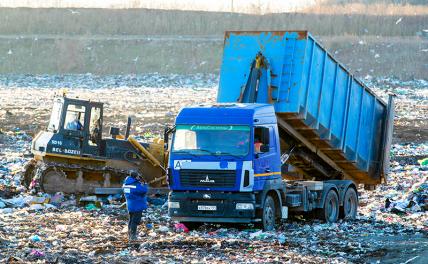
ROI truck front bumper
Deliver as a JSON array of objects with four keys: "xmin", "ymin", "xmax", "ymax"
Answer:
[{"xmin": 168, "ymin": 191, "xmax": 258, "ymax": 223}]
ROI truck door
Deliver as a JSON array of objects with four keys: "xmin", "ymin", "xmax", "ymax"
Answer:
[{"xmin": 253, "ymin": 126, "xmax": 278, "ymax": 177}]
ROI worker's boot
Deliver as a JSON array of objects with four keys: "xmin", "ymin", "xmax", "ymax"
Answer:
[
  {"xmin": 129, "ymin": 232, "xmax": 137, "ymax": 242},
  {"xmin": 128, "ymin": 227, "xmax": 137, "ymax": 242},
  {"xmin": 128, "ymin": 229, "xmax": 134, "ymax": 242}
]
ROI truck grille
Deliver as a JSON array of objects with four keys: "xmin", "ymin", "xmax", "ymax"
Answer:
[{"xmin": 179, "ymin": 169, "xmax": 236, "ymax": 188}]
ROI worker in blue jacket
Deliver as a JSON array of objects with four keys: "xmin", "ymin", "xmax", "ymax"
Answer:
[{"xmin": 122, "ymin": 171, "xmax": 148, "ymax": 241}]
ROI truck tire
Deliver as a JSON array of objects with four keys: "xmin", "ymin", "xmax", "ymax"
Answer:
[
  {"xmin": 340, "ymin": 188, "xmax": 358, "ymax": 220},
  {"xmin": 317, "ymin": 190, "xmax": 339, "ymax": 223},
  {"xmin": 261, "ymin": 195, "xmax": 276, "ymax": 231}
]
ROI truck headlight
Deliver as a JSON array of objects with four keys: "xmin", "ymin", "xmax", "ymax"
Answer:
[
  {"xmin": 168, "ymin": 201, "xmax": 180, "ymax": 209},
  {"xmin": 236, "ymin": 203, "xmax": 254, "ymax": 210}
]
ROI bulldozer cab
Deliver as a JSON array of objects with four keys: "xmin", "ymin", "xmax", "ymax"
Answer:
[{"xmin": 48, "ymin": 96, "xmax": 104, "ymax": 157}]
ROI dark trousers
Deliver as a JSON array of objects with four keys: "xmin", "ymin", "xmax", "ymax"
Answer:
[{"xmin": 128, "ymin": 211, "xmax": 143, "ymax": 239}]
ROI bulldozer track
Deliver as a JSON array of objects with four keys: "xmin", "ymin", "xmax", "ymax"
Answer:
[{"xmin": 25, "ymin": 159, "xmax": 151, "ymax": 194}]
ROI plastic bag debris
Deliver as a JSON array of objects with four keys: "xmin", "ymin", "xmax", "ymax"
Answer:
[
  {"xmin": 277, "ymin": 234, "xmax": 286, "ymax": 244},
  {"xmin": 174, "ymin": 223, "xmax": 190, "ymax": 233},
  {"xmin": 50, "ymin": 193, "xmax": 64, "ymax": 205},
  {"xmin": 158, "ymin": 225, "xmax": 170, "ymax": 233},
  {"xmin": 29, "ymin": 204, "xmax": 44, "ymax": 211},
  {"xmin": 29, "ymin": 235, "xmax": 41, "ymax": 242},
  {"xmin": 29, "ymin": 249, "xmax": 44, "ymax": 258},
  {"xmin": 85, "ymin": 203, "xmax": 100, "ymax": 211},
  {"xmin": 419, "ymin": 158, "xmax": 428, "ymax": 167}
]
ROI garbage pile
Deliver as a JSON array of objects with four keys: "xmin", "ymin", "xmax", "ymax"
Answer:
[
  {"xmin": 366, "ymin": 76, "xmax": 428, "ymax": 144},
  {"xmin": 0, "ymin": 73, "xmax": 218, "ymax": 89},
  {"xmin": 385, "ymin": 180, "xmax": 428, "ymax": 215},
  {"xmin": 356, "ymin": 143, "xmax": 428, "ymax": 231},
  {"xmin": 0, "ymin": 76, "xmax": 217, "ymax": 134},
  {"xmin": 0, "ymin": 187, "xmax": 426, "ymax": 263},
  {"xmin": 0, "ymin": 131, "xmax": 427, "ymax": 263},
  {"xmin": 0, "ymin": 130, "xmax": 32, "ymax": 199},
  {"xmin": 0, "ymin": 74, "xmax": 427, "ymax": 262},
  {"xmin": 1, "ymin": 192, "xmax": 64, "ymax": 212},
  {"xmin": 380, "ymin": 161, "xmax": 427, "ymax": 216}
]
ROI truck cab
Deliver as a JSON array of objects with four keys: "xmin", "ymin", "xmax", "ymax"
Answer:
[
  {"xmin": 168, "ymin": 104, "xmax": 288, "ymax": 230},
  {"xmin": 168, "ymin": 103, "xmax": 361, "ymax": 230},
  {"xmin": 167, "ymin": 31, "xmax": 394, "ymax": 230}
]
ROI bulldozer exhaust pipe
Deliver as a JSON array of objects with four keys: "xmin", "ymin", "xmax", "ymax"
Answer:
[{"xmin": 125, "ymin": 116, "xmax": 132, "ymax": 139}]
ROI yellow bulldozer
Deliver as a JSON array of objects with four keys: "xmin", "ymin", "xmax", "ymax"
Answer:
[{"xmin": 24, "ymin": 95, "xmax": 168, "ymax": 194}]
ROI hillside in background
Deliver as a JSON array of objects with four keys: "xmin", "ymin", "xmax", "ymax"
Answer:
[
  {"xmin": 0, "ymin": 5, "xmax": 426, "ymax": 79},
  {"xmin": 0, "ymin": 8, "xmax": 426, "ymax": 36}
]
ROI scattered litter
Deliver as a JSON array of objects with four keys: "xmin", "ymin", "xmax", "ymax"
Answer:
[
  {"xmin": 119, "ymin": 249, "xmax": 129, "ymax": 256},
  {"xmin": 29, "ymin": 249, "xmax": 44, "ymax": 258},
  {"xmin": 419, "ymin": 158, "xmax": 428, "ymax": 167},
  {"xmin": 85, "ymin": 203, "xmax": 100, "ymax": 211},
  {"xmin": 158, "ymin": 225, "xmax": 170, "ymax": 233},
  {"xmin": 29, "ymin": 235, "xmax": 41, "ymax": 242},
  {"xmin": 277, "ymin": 233, "xmax": 286, "ymax": 244},
  {"xmin": 50, "ymin": 193, "xmax": 64, "ymax": 205},
  {"xmin": 0, "ymin": 75, "xmax": 426, "ymax": 263},
  {"xmin": 174, "ymin": 223, "xmax": 190, "ymax": 233},
  {"xmin": 29, "ymin": 204, "xmax": 44, "ymax": 211}
]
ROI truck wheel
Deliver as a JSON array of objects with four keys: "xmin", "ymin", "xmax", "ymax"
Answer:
[
  {"xmin": 261, "ymin": 195, "xmax": 276, "ymax": 231},
  {"xmin": 318, "ymin": 190, "xmax": 339, "ymax": 223},
  {"xmin": 340, "ymin": 188, "xmax": 358, "ymax": 220}
]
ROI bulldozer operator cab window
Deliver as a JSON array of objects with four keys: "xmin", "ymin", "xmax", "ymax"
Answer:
[
  {"xmin": 48, "ymin": 100, "xmax": 63, "ymax": 132},
  {"xmin": 64, "ymin": 104, "xmax": 85, "ymax": 131},
  {"xmin": 254, "ymin": 127, "xmax": 269, "ymax": 154},
  {"xmin": 89, "ymin": 107, "xmax": 101, "ymax": 145},
  {"xmin": 172, "ymin": 125, "xmax": 250, "ymax": 157}
]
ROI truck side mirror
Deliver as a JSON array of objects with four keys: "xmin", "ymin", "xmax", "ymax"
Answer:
[
  {"xmin": 163, "ymin": 126, "xmax": 175, "ymax": 150},
  {"xmin": 260, "ymin": 144, "xmax": 269, "ymax": 153},
  {"xmin": 163, "ymin": 127, "xmax": 169, "ymax": 150}
]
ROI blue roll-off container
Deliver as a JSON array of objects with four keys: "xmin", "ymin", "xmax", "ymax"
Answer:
[{"xmin": 217, "ymin": 31, "xmax": 394, "ymax": 185}]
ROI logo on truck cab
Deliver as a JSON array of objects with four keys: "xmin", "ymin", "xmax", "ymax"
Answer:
[
  {"xmin": 174, "ymin": 160, "xmax": 191, "ymax": 170},
  {"xmin": 200, "ymin": 175, "xmax": 215, "ymax": 183}
]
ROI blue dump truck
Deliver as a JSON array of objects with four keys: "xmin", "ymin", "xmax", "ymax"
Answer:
[{"xmin": 167, "ymin": 31, "xmax": 394, "ymax": 230}]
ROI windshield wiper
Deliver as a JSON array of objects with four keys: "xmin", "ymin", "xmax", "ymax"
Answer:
[
  {"xmin": 199, "ymin": 149, "xmax": 242, "ymax": 158},
  {"xmin": 196, "ymin": 149, "xmax": 217, "ymax": 155},
  {"xmin": 217, "ymin": 152, "xmax": 242, "ymax": 158},
  {"xmin": 175, "ymin": 149, "xmax": 243, "ymax": 158},
  {"xmin": 172, "ymin": 150, "xmax": 198, "ymax": 157}
]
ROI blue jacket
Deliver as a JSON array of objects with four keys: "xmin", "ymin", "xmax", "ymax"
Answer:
[{"xmin": 123, "ymin": 176, "xmax": 148, "ymax": 212}]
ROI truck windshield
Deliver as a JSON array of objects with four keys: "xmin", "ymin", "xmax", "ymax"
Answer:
[{"xmin": 172, "ymin": 125, "xmax": 250, "ymax": 156}]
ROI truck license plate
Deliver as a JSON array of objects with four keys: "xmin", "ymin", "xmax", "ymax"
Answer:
[{"xmin": 197, "ymin": 205, "xmax": 216, "ymax": 211}]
